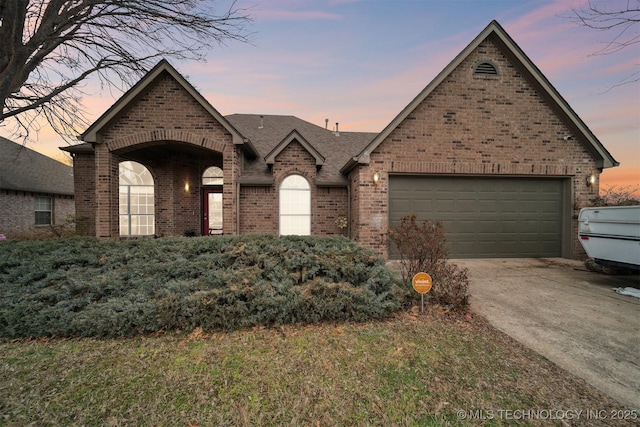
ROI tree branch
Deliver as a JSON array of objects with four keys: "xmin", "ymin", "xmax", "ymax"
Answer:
[{"xmin": 0, "ymin": 0, "xmax": 253, "ymax": 142}]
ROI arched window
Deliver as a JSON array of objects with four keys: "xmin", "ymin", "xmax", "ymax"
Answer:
[
  {"xmin": 119, "ymin": 161, "xmax": 155, "ymax": 236},
  {"xmin": 279, "ymin": 174, "xmax": 311, "ymax": 235},
  {"xmin": 202, "ymin": 166, "xmax": 223, "ymax": 185}
]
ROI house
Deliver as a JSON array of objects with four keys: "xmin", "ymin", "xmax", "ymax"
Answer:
[
  {"xmin": 0, "ymin": 137, "xmax": 75, "ymax": 238},
  {"xmin": 62, "ymin": 21, "xmax": 618, "ymax": 259}
]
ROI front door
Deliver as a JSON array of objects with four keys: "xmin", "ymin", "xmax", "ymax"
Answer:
[{"xmin": 203, "ymin": 187, "xmax": 223, "ymax": 235}]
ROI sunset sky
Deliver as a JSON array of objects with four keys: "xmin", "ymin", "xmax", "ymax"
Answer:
[{"xmin": 3, "ymin": 0, "xmax": 639, "ymax": 191}]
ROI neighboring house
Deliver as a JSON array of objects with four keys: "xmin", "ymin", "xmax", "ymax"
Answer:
[
  {"xmin": 62, "ymin": 21, "xmax": 618, "ymax": 259},
  {"xmin": 0, "ymin": 137, "xmax": 75, "ymax": 238}
]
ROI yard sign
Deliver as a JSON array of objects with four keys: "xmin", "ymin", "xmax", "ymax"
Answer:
[{"xmin": 412, "ymin": 272, "xmax": 432, "ymax": 314}]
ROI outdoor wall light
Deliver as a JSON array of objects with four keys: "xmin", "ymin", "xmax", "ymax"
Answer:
[
  {"xmin": 373, "ymin": 171, "xmax": 380, "ymax": 185},
  {"xmin": 184, "ymin": 182, "xmax": 190, "ymax": 193},
  {"xmin": 586, "ymin": 174, "xmax": 596, "ymax": 188}
]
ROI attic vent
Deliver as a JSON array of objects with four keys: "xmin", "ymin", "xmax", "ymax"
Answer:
[{"xmin": 474, "ymin": 62, "xmax": 498, "ymax": 76}]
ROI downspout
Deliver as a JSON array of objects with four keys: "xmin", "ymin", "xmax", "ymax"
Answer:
[
  {"xmin": 236, "ymin": 182, "xmax": 240, "ymax": 235},
  {"xmin": 235, "ymin": 144, "xmax": 242, "ymax": 235},
  {"xmin": 347, "ymin": 181, "xmax": 351, "ymax": 239}
]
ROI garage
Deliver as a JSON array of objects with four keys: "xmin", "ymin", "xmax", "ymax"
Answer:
[{"xmin": 389, "ymin": 175, "xmax": 569, "ymax": 258}]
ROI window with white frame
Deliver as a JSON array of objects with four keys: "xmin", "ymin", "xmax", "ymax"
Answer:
[
  {"xmin": 279, "ymin": 174, "xmax": 311, "ymax": 235},
  {"xmin": 34, "ymin": 196, "xmax": 52, "ymax": 225},
  {"xmin": 119, "ymin": 161, "xmax": 155, "ymax": 236},
  {"xmin": 202, "ymin": 166, "xmax": 224, "ymax": 185},
  {"xmin": 202, "ymin": 166, "xmax": 224, "ymax": 234}
]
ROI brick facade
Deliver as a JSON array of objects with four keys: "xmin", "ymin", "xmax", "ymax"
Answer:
[
  {"xmin": 71, "ymin": 152, "xmax": 96, "ymax": 236},
  {"xmin": 68, "ymin": 23, "xmax": 616, "ymax": 260},
  {"xmin": 238, "ymin": 140, "xmax": 349, "ymax": 237},
  {"xmin": 77, "ymin": 71, "xmax": 239, "ymax": 238},
  {"xmin": 239, "ymin": 186, "xmax": 277, "ymax": 234},
  {"xmin": 0, "ymin": 190, "xmax": 75, "ymax": 238},
  {"xmin": 350, "ymin": 37, "xmax": 599, "ymax": 258}
]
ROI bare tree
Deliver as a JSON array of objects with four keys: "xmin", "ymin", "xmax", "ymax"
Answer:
[
  {"xmin": 0, "ymin": 0, "xmax": 252, "ymax": 141},
  {"xmin": 573, "ymin": 0, "xmax": 639, "ymax": 87}
]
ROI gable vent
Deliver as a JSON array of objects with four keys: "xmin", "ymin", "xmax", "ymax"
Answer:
[{"xmin": 474, "ymin": 62, "xmax": 498, "ymax": 76}]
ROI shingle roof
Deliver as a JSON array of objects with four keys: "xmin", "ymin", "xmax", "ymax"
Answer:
[
  {"xmin": 226, "ymin": 114, "xmax": 376, "ymax": 185},
  {"xmin": 0, "ymin": 137, "xmax": 74, "ymax": 195}
]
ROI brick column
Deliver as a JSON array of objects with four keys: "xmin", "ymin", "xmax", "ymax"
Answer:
[
  {"xmin": 94, "ymin": 142, "xmax": 118, "ymax": 238},
  {"xmin": 222, "ymin": 144, "xmax": 240, "ymax": 235}
]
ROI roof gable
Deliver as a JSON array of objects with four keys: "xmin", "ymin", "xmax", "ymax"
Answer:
[
  {"xmin": 343, "ymin": 20, "xmax": 618, "ymax": 172},
  {"xmin": 264, "ymin": 129, "xmax": 325, "ymax": 167},
  {"xmin": 81, "ymin": 59, "xmax": 257, "ymax": 157},
  {"xmin": 226, "ymin": 114, "xmax": 375, "ymax": 186}
]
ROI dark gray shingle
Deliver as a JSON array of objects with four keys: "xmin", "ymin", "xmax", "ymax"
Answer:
[
  {"xmin": 226, "ymin": 114, "xmax": 376, "ymax": 185},
  {"xmin": 0, "ymin": 137, "xmax": 74, "ymax": 195}
]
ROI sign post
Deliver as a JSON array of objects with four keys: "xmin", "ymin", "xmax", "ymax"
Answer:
[{"xmin": 412, "ymin": 272, "xmax": 432, "ymax": 314}]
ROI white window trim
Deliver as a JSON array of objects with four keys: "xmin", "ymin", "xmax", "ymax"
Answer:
[
  {"xmin": 279, "ymin": 174, "xmax": 311, "ymax": 236},
  {"xmin": 34, "ymin": 196, "xmax": 53, "ymax": 226}
]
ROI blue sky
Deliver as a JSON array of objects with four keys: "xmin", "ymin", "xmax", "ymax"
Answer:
[{"xmin": 7, "ymin": 0, "xmax": 639, "ymax": 190}]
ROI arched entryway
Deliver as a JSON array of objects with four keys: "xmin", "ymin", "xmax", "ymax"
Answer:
[{"xmin": 112, "ymin": 138, "xmax": 226, "ymax": 238}]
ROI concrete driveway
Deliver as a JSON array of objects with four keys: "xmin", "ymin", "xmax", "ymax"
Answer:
[{"xmin": 455, "ymin": 258, "xmax": 640, "ymax": 410}]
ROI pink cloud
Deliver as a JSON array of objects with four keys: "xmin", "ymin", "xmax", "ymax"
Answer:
[{"xmin": 504, "ymin": 0, "xmax": 581, "ymax": 34}]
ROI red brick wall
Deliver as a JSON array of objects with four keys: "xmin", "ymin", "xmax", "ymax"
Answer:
[
  {"xmin": 93, "ymin": 143, "xmax": 117, "ymax": 238},
  {"xmin": 352, "ymin": 37, "xmax": 598, "ymax": 258},
  {"xmin": 239, "ymin": 140, "xmax": 349, "ymax": 237},
  {"xmin": 71, "ymin": 152, "xmax": 96, "ymax": 236},
  {"xmin": 239, "ymin": 186, "xmax": 277, "ymax": 234},
  {"xmin": 314, "ymin": 187, "xmax": 349, "ymax": 237},
  {"xmin": 76, "ymin": 72, "xmax": 238, "ymax": 238},
  {"xmin": 222, "ymin": 146, "xmax": 241, "ymax": 236}
]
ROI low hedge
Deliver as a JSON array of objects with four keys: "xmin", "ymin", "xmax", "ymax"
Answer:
[{"xmin": 0, "ymin": 235, "xmax": 404, "ymax": 338}]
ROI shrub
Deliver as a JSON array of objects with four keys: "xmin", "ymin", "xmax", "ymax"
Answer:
[
  {"xmin": 388, "ymin": 214, "xmax": 447, "ymax": 284},
  {"xmin": 0, "ymin": 235, "xmax": 403, "ymax": 338},
  {"xmin": 427, "ymin": 261, "xmax": 470, "ymax": 308},
  {"xmin": 388, "ymin": 215, "xmax": 470, "ymax": 310},
  {"xmin": 591, "ymin": 184, "xmax": 640, "ymax": 206}
]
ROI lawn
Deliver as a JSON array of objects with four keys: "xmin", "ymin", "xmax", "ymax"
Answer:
[
  {"xmin": 0, "ymin": 236, "xmax": 632, "ymax": 425},
  {"xmin": 0, "ymin": 310, "xmax": 631, "ymax": 426}
]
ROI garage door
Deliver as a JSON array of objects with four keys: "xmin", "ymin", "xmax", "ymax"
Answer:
[{"xmin": 389, "ymin": 176, "xmax": 565, "ymax": 258}]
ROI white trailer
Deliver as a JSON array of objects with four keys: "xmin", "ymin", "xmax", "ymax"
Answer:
[{"xmin": 578, "ymin": 206, "xmax": 640, "ymax": 271}]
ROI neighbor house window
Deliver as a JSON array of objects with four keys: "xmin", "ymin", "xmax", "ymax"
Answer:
[
  {"xmin": 119, "ymin": 161, "xmax": 155, "ymax": 236},
  {"xmin": 34, "ymin": 196, "xmax": 52, "ymax": 225},
  {"xmin": 279, "ymin": 174, "xmax": 311, "ymax": 235}
]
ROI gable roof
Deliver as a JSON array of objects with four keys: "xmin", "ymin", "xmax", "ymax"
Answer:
[
  {"xmin": 80, "ymin": 59, "xmax": 257, "ymax": 157},
  {"xmin": 0, "ymin": 137, "xmax": 74, "ymax": 195},
  {"xmin": 264, "ymin": 129, "xmax": 326, "ymax": 167},
  {"xmin": 342, "ymin": 20, "xmax": 618, "ymax": 173},
  {"xmin": 226, "ymin": 114, "xmax": 375, "ymax": 185}
]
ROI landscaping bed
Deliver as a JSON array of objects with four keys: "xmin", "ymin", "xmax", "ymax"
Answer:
[{"xmin": 0, "ymin": 235, "xmax": 403, "ymax": 338}]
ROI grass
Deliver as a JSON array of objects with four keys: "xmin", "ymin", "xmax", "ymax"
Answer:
[
  {"xmin": 0, "ymin": 309, "xmax": 631, "ymax": 427},
  {"xmin": 0, "ymin": 236, "xmax": 632, "ymax": 425}
]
